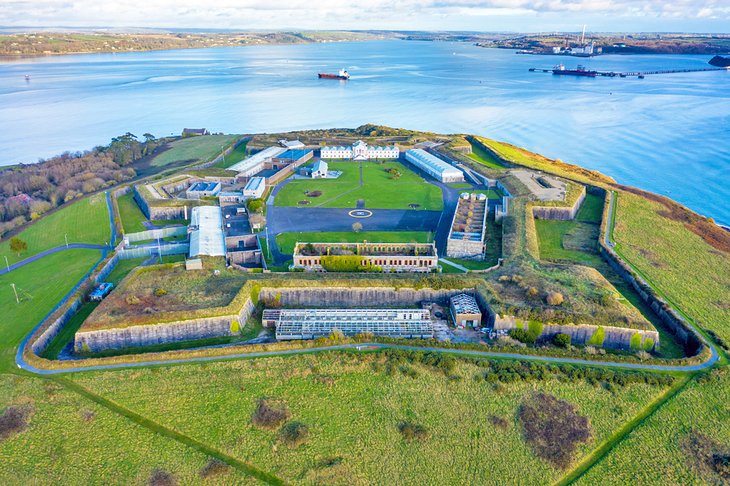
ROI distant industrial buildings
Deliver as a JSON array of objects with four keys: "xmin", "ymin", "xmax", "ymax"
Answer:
[
  {"xmin": 320, "ymin": 140, "xmax": 399, "ymax": 160},
  {"xmin": 446, "ymin": 193, "xmax": 489, "ymax": 260},
  {"xmin": 449, "ymin": 294, "xmax": 482, "ymax": 328},
  {"xmin": 405, "ymin": 149, "xmax": 465, "ymax": 183},
  {"xmin": 292, "ymin": 242, "xmax": 438, "ymax": 272},
  {"xmin": 242, "ymin": 177, "xmax": 266, "ymax": 199},
  {"xmin": 265, "ymin": 308, "xmax": 434, "ymax": 340},
  {"xmin": 185, "ymin": 181, "xmax": 221, "ymax": 199},
  {"xmin": 188, "ymin": 206, "xmax": 225, "ymax": 257}
]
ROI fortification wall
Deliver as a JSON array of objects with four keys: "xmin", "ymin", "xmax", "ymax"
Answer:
[
  {"xmin": 74, "ymin": 297, "xmax": 256, "ymax": 353},
  {"xmin": 531, "ymin": 185, "xmax": 586, "ymax": 220},
  {"xmin": 491, "ymin": 314, "xmax": 659, "ymax": 351},
  {"xmin": 258, "ymin": 286, "xmax": 474, "ymax": 307}
]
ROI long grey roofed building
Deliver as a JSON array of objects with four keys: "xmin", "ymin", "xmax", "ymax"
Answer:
[
  {"xmin": 189, "ymin": 206, "xmax": 226, "ymax": 257},
  {"xmin": 268, "ymin": 308, "xmax": 434, "ymax": 340},
  {"xmin": 404, "ymin": 149, "xmax": 464, "ymax": 183}
]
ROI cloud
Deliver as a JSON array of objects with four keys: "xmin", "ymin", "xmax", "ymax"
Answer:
[{"xmin": 1, "ymin": 0, "xmax": 728, "ymax": 29}]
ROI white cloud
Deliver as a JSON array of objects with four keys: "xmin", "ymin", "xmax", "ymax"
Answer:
[{"xmin": 0, "ymin": 0, "xmax": 728, "ymax": 29}]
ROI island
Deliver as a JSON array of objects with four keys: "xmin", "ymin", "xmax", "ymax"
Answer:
[{"xmin": 0, "ymin": 125, "xmax": 727, "ymax": 485}]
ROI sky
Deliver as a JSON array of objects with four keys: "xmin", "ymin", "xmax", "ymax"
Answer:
[{"xmin": 1, "ymin": 0, "xmax": 729, "ymax": 33}]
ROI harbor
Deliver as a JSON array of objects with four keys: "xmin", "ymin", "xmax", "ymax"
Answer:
[{"xmin": 530, "ymin": 65, "xmax": 729, "ymax": 78}]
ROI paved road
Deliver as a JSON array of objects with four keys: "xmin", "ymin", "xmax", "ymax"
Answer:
[{"xmin": 16, "ymin": 340, "xmax": 720, "ymax": 376}]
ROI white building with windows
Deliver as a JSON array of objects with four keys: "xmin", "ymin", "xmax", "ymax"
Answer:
[
  {"xmin": 320, "ymin": 140, "xmax": 399, "ymax": 161},
  {"xmin": 242, "ymin": 177, "xmax": 266, "ymax": 199},
  {"xmin": 405, "ymin": 149, "xmax": 465, "ymax": 183},
  {"xmin": 311, "ymin": 160, "xmax": 328, "ymax": 178}
]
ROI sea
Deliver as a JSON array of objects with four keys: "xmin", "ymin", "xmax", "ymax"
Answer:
[{"xmin": 0, "ymin": 40, "xmax": 728, "ymax": 224}]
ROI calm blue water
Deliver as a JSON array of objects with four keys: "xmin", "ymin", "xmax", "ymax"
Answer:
[{"xmin": 1, "ymin": 40, "xmax": 728, "ymax": 223}]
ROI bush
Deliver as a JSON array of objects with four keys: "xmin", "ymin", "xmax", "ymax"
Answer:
[
  {"xmin": 154, "ymin": 288, "xmax": 167, "ymax": 297},
  {"xmin": 125, "ymin": 295, "xmax": 141, "ymax": 305},
  {"xmin": 587, "ymin": 327, "xmax": 605, "ymax": 346},
  {"xmin": 247, "ymin": 198, "xmax": 264, "ymax": 213},
  {"xmin": 630, "ymin": 332, "xmax": 643, "ymax": 350},
  {"xmin": 545, "ymin": 291, "xmax": 564, "ymax": 306},
  {"xmin": 519, "ymin": 393, "xmax": 592, "ymax": 469},
  {"xmin": 251, "ymin": 399, "xmax": 290, "ymax": 429},
  {"xmin": 398, "ymin": 421, "xmax": 429, "ymax": 442},
  {"xmin": 0, "ymin": 406, "xmax": 31, "ymax": 441},
  {"xmin": 642, "ymin": 337, "xmax": 655, "ymax": 351},
  {"xmin": 509, "ymin": 328, "xmax": 536, "ymax": 344},
  {"xmin": 320, "ymin": 255, "xmax": 363, "ymax": 272},
  {"xmin": 229, "ymin": 320, "xmax": 240, "ymax": 334},
  {"xmin": 553, "ymin": 333, "xmax": 571, "ymax": 348},
  {"xmin": 149, "ymin": 469, "xmax": 176, "ymax": 486},
  {"xmin": 279, "ymin": 421, "xmax": 309, "ymax": 447},
  {"xmin": 526, "ymin": 286, "xmax": 539, "ymax": 298}
]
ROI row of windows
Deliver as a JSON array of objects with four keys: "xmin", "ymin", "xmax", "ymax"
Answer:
[{"xmin": 296, "ymin": 257, "xmax": 435, "ymax": 267}]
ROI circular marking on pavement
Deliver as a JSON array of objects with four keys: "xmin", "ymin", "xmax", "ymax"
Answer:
[{"xmin": 348, "ymin": 209, "xmax": 373, "ymax": 218}]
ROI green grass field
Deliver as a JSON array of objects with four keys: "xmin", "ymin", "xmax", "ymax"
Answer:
[
  {"xmin": 274, "ymin": 161, "xmax": 444, "ymax": 210},
  {"xmin": 150, "ymin": 135, "xmax": 241, "ymax": 168},
  {"xmin": 0, "ymin": 248, "xmax": 102, "ymax": 370},
  {"xmin": 576, "ymin": 370, "xmax": 730, "ymax": 485},
  {"xmin": 613, "ymin": 191, "xmax": 730, "ymax": 344},
  {"xmin": 535, "ymin": 193, "xmax": 603, "ymax": 265},
  {"xmin": 210, "ymin": 142, "xmax": 248, "ymax": 169},
  {"xmin": 467, "ymin": 140, "xmax": 506, "ymax": 169},
  {"xmin": 71, "ymin": 353, "xmax": 667, "ymax": 484},
  {"xmin": 0, "ymin": 374, "xmax": 255, "ymax": 485},
  {"xmin": 276, "ymin": 231, "xmax": 433, "ymax": 255},
  {"xmin": 116, "ymin": 192, "xmax": 147, "ymax": 233},
  {"xmin": 0, "ymin": 193, "xmax": 110, "ymax": 265}
]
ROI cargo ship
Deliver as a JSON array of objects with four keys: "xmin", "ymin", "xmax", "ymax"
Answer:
[
  {"xmin": 552, "ymin": 64, "xmax": 597, "ymax": 77},
  {"xmin": 318, "ymin": 68, "xmax": 350, "ymax": 80}
]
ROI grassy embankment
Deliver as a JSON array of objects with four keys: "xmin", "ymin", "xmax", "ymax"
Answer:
[
  {"xmin": 210, "ymin": 141, "xmax": 248, "ymax": 169},
  {"xmin": 70, "ymin": 352, "xmax": 669, "ymax": 485},
  {"xmin": 275, "ymin": 231, "xmax": 433, "ymax": 255},
  {"xmin": 466, "ymin": 139, "xmax": 507, "ymax": 170},
  {"xmin": 0, "ymin": 192, "xmax": 110, "ymax": 265},
  {"xmin": 0, "ymin": 249, "xmax": 102, "ymax": 371},
  {"xmin": 116, "ymin": 192, "xmax": 148, "ymax": 233},
  {"xmin": 150, "ymin": 135, "xmax": 241, "ymax": 168},
  {"xmin": 611, "ymin": 191, "xmax": 730, "ymax": 346},
  {"xmin": 274, "ymin": 161, "xmax": 443, "ymax": 211}
]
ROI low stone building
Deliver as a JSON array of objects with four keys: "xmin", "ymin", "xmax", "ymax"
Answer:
[
  {"xmin": 185, "ymin": 181, "xmax": 221, "ymax": 199},
  {"xmin": 292, "ymin": 242, "xmax": 438, "ymax": 272},
  {"xmin": 449, "ymin": 293, "xmax": 482, "ymax": 328}
]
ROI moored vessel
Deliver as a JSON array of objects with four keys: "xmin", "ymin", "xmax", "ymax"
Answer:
[
  {"xmin": 552, "ymin": 64, "xmax": 597, "ymax": 77},
  {"xmin": 318, "ymin": 68, "xmax": 350, "ymax": 80}
]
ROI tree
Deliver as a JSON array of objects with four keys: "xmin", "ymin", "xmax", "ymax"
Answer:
[
  {"xmin": 545, "ymin": 291, "xmax": 564, "ymax": 306},
  {"xmin": 352, "ymin": 222, "xmax": 363, "ymax": 232},
  {"xmin": 247, "ymin": 199, "xmax": 264, "ymax": 213},
  {"xmin": 9, "ymin": 237, "xmax": 27, "ymax": 256},
  {"xmin": 552, "ymin": 333, "xmax": 571, "ymax": 348}
]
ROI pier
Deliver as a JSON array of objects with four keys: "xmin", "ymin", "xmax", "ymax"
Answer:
[{"xmin": 529, "ymin": 66, "xmax": 728, "ymax": 78}]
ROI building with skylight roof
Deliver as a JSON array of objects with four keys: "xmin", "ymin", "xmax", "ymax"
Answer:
[{"xmin": 405, "ymin": 149, "xmax": 464, "ymax": 183}]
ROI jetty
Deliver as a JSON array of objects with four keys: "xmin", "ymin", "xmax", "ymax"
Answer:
[{"xmin": 529, "ymin": 66, "xmax": 728, "ymax": 78}]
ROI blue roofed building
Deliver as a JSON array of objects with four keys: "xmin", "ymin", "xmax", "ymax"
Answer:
[{"xmin": 185, "ymin": 181, "xmax": 222, "ymax": 199}]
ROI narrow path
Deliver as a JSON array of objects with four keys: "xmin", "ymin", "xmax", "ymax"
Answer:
[
  {"xmin": 52, "ymin": 376, "xmax": 284, "ymax": 485},
  {"xmin": 17, "ymin": 341, "xmax": 720, "ymax": 376},
  {"xmin": 439, "ymin": 258, "xmax": 468, "ymax": 272}
]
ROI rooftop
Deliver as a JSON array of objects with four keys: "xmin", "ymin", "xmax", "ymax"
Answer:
[
  {"xmin": 189, "ymin": 205, "xmax": 225, "ymax": 257},
  {"xmin": 228, "ymin": 146, "xmax": 286, "ymax": 172},
  {"xmin": 277, "ymin": 149, "xmax": 312, "ymax": 160},
  {"xmin": 244, "ymin": 176, "xmax": 265, "ymax": 191},
  {"xmin": 188, "ymin": 181, "xmax": 219, "ymax": 192},
  {"xmin": 406, "ymin": 149, "xmax": 463, "ymax": 176},
  {"xmin": 450, "ymin": 293, "xmax": 481, "ymax": 315}
]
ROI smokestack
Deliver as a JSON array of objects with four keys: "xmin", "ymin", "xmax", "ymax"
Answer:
[{"xmin": 581, "ymin": 25, "xmax": 586, "ymax": 45}]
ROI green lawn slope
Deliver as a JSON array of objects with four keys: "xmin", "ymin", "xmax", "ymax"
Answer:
[{"xmin": 0, "ymin": 192, "xmax": 110, "ymax": 265}]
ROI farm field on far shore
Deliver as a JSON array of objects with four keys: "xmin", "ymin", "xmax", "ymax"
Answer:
[
  {"xmin": 116, "ymin": 192, "xmax": 147, "ymax": 233},
  {"xmin": 150, "ymin": 135, "xmax": 241, "ymax": 168},
  {"xmin": 0, "ymin": 193, "xmax": 110, "ymax": 264},
  {"xmin": 0, "ymin": 374, "xmax": 254, "ymax": 485},
  {"xmin": 71, "ymin": 353, "xmax": 667, "ymax": 485},
  {"xmin": 276, "ymin": 231, "xmax": 433, "ymax": 255},
  {"xmin": 274, "ymin": 161, "xmax": 443, "ymax": 210},
  {"xmin": 0, "ymin": 248, "xmax": 102, "ymax": 370}
]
